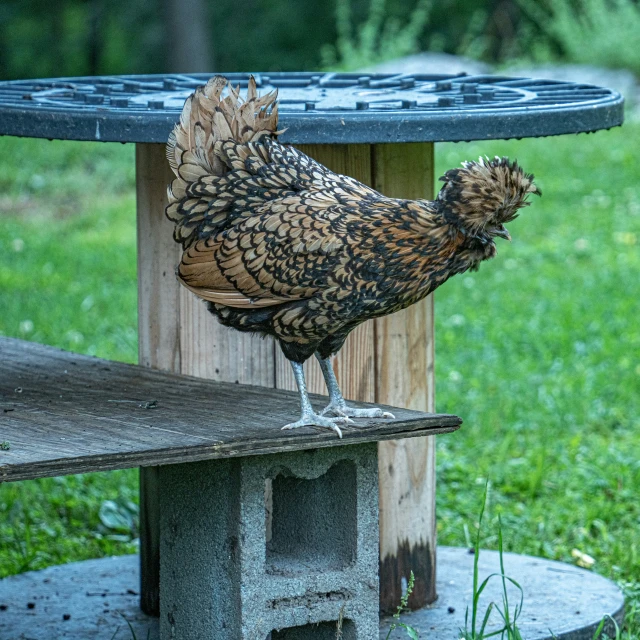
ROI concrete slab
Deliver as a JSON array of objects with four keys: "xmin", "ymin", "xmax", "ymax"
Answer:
[
  {"xmin": 0, "ymin": 548, "xmax": 624, "ymax": 640},
  {"xmin": 381, "ymin": 547, "xmax": 624, "ymax": 639}
]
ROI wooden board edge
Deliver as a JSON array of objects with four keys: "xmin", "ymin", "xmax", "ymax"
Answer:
[{"xmin": 0, "ymin": 420, "xmax": 461, "ymax": 484}]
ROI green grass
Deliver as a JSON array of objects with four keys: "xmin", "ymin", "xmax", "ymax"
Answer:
[
  {"xmin": 0, "ymin": 138, "xmax": 137, "ymax": 360},
  {"xmin": 0, "ymin": 124, "xmax": 639, "ymax": 636},
  {"xmin": 435, "ymin": 125, "xmax": 640, "ymax": 636},
  {"xmin": 0, "ymin": 139, "xmax": 140, "ymax": 569}
]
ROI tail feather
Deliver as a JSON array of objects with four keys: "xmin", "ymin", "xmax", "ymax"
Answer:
[{"xmin": 166, "ymin": 76, "xmax": 279, "ymax": 247}]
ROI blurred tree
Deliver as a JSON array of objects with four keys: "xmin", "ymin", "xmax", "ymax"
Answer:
[
  {"xmin": 209, "ymin": 0, "xmax": 337, "ymax": 71},
  {"xmin": 321, "ymin": 0, "xmax": 433, "ymax": 70},
  {"xmin": 165, "ymin": 0, "xmax": 214, "ymax": 72},
  {"xmin": 518, "ymin": 0, "xmax": 640, "ymax": 75},
  {"xmin": 88, "ymin": 0, "xmax": 103, "ymax": 76},
  {"xmin": 449, "ymin": 0, "xmax": 530, "ymax": 63},
  {"xmin": 0, "ymin": 0, "xmax": 166, "ymax": 79},
  {"xmin": 0, "ymin": 0, "xmax": 551, "ymax": 81}
]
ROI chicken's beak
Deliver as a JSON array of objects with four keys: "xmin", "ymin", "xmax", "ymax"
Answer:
[{"xmin": 493, "ymin": 225, "xmax": 511, "ymax": 241}]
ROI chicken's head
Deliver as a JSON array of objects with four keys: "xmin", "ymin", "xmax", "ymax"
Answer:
[{"xmin": 436, "ymin": 156, "xmax": 540, "ymax": 242}]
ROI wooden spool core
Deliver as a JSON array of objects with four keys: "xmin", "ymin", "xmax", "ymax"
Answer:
[{"xmin": 135, "ymin": 141, "xmax": 436, "ymax": 615}]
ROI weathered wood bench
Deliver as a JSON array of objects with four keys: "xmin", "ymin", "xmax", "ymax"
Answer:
[{"xmin": 0, "ymin": 337, "xmax": 460, "ymax": 639}]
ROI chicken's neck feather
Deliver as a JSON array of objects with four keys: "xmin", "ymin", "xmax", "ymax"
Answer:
[
  {"xmin": 405, "ymin": 198, "xmax": 497, "ymax": 269},
  {"xmin": 356, "ymin": 197, "xmax": 497, "ymax": 315}
]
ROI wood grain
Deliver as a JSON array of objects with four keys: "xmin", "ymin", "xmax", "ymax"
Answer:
[
  {"xmin": 178, "ymin": 287, "xmax": 275, "ymax": 385},
  {"xmin": 136, "ymin": 143, "xmax": 180, "ymax": 615},
  {"xmin": 372, "ymin": 142, "xmax": 438, "ymax": 611},
  {"xmin": 136, "ymin": 144, "xmax": 181, "ymax": 372},
  {"xmin": 0, "ymin": 337, "xmax": 461, "ymax": 484}
]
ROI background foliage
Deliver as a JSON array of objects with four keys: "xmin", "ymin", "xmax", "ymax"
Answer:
[{"xmin": 2, "ymin": 0, "xmax": 640, "ymax": 80}]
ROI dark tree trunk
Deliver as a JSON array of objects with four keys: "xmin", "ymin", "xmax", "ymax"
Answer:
[
  {"xmin": 87, "ymin": 0, "xmax": 102, "ymax": 76},
  {"xmin": 165, "ymin": 0, "xmax": 214, "ymax": 73}
]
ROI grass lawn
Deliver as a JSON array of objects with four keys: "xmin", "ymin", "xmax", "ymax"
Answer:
[{"xmin": 1, "ymin": 123, "xmax": 639, "ymax": 636}]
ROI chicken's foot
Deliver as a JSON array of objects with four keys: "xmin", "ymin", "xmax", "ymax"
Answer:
[
  {"xmin": 316, "ymin": 355, "xmax": 395, "ymax": 420},
  {"xmin": 282, "ymin": 361, "xmax": 350, "ymax": 438}
]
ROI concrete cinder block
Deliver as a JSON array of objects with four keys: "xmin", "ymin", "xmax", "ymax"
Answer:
[{"xmin": 159, "ymin": 443, "xmax": 379, "ymax": 640}]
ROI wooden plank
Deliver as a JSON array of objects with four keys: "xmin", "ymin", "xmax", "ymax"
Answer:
[
  {"xmin": 136, "ymin": 143, "xmax": 180, "ymax": 616},
  {"xmin": 178, "ymin": 284, "xmax": 276, "ymax": 385},
  {"xmin": 0, "ymin": 337, "xmax": 461, "ymax": 483},
  {"xmin": 136, "ymin": 144, "xmax": 278, "ymax": 614},
  {"xmin": 275, "ymin": 144, "xmax": 375, "ymax": 400},
  {"xmin": 372, "ymin": 143, "xmax": 438, "ymax": 611},
  {"xmin": 136, "ymin": 144, "xmax": 181, "ymax": 372}
]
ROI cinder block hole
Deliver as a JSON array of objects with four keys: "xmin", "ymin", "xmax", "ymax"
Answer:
[
  {"xmin": 266, "ymin": 460, "xmax": 357, "ymax": 573},
  {"xmin": 268, "ymin": 619, "xmax": 356, "ymax": 639}
]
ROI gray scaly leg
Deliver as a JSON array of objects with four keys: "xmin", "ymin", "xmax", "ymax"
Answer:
[
  {"xmin": 282, "ymin": 361, "xmax": 350, "ymax": 438},
  {"xmin": 316, "ymin": 355, "xmax": 395, "ymax": 420}
]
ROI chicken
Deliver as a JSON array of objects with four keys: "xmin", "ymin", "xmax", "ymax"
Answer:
[{"xmin": 166, "ymin": 76, "xmax": 540, "ymax": 437}]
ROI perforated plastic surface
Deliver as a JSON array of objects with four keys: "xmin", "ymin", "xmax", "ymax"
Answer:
[{"xmin": 0, "ymin": 72, "xmax": 624, "ymax": 144}]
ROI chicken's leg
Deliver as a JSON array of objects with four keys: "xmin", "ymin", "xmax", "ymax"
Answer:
[
  {"xmin": 316, "ymin": 355, "xmax": 395, "ymax": 420},
  {"xmin": 282, "ymin": 361, "xmax": 350, "ymax": 437}
]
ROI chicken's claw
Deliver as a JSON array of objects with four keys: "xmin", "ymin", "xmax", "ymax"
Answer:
[
  {"xmin": 321, "ymin": 403, "xmax": 395, "ymax": 420},
  {"xmin": 281, "ymin": 413, "xmax": 350, "ymax": 438}
]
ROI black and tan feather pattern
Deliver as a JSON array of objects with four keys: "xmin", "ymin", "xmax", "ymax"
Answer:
[
  {"xmin": 437, "ymin": 156, "xmax": 540, "ymax": 237},
  {"xmin": 166, "ymin": 76, "xmax": 279, "ymax": 248},
  {"xmin": 165, "ymin": 76, "xmax": 539, "ymax": 432},
  {"xmin": 166, "ymin": 77, "xmax": 539, "ymax": 363}
]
